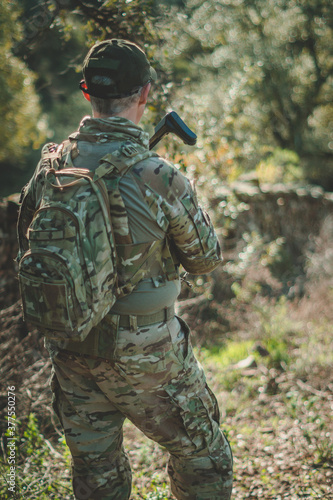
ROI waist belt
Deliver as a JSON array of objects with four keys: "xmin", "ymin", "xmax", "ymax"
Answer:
[
  {"xmin": 116, "ymin": 305, "xmax": 175, "ymax": 328},
  {"xmin": 57, "ymin": 305, "xmax": 176, "ymax": 358}
]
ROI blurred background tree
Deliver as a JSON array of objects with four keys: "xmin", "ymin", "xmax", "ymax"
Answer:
[
  {"xmin": 0, "ymin": 0, "xmax": 162, "ymax": 196},
  {"xmin": 0, "ymin": 1, "xmax": 45, "ymax": 196},
  {"xmin": 160, "ymin": 0, "xmax": 333, "ymax": 187},
  {"xmin": 0, "ymin": 0, "xmax": 332, "ymax": 196}
]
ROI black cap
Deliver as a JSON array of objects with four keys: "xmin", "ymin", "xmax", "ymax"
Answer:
[{"xmin": 81, "ymin": 39, "xmax": 157, "ymax": 99}]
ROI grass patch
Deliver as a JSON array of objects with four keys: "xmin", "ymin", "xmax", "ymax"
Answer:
[
  {"xmin": 199, "ymin": 340, "xmax": 254, "ymax": 368},
  {"xmin": 0, "ymin": 414, "xmax": 72, "ymax": 499}
]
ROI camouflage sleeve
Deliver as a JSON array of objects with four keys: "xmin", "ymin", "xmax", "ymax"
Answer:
[{"xmin": 134, "ymin": 157, "xmax": 223, "ymax": 275}]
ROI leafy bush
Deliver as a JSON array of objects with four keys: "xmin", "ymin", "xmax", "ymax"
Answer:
[{"xmin": 256, "ymin": 148, "xmax": 303, "ymax": 184}]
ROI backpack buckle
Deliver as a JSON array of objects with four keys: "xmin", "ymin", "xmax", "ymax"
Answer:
[{"xmin": 121, "ymin": 143, "xmax": 138, "ymax": 157}]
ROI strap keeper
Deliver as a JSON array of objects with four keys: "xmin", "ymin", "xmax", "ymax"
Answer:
[
  {"xmin": 163, "ymin": 307, "xmax": 169, "ymax": 322},
  {"xmin": 129, "ymin": 315, "xmax": 138, "ymax": 332},
  {"xmin": 109, "ymin": 314, "xmax": 120, "ymax": 330}
]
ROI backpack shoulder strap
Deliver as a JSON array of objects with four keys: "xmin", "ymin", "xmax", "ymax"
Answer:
[
  {"xmin": 90, "ymin": 142, "xmax": 157, "ymax": 245},
  {"xmin": 93, "ymin": 141, "xmax": 158, "ymax": 182}
]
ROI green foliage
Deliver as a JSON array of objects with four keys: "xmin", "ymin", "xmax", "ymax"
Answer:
[
  {"xmin": 263, "ymin": 335, "xmax": 290, "ymax": 369},
  {"xmin": 256, "ymin": 148, "xmax": 303, "ymax": 184},
  {"xmin": 1, "ymin": 0, "xmax": 333, "ymax": 194},
  {"xmin": 200, "ymin": 340, "xmax": 254, "ymax": 369},
  {"xmin": 0, "ymin": 0, "xmax": 168, "ymax": 196},
  {"xmin": 217, "ymin": 195, "xmax": 250, "ymax": 235},
  {"xmin": 225, "ymin": 231, "xmax": 293, "ymax": 287},
  {"xmin": 0, "ymin": 1, "xmax": 45, "ymax": 195},
  {"xmin": 144, "ymin": 482, "xmax": 171, "ymax": 500},
  {"xmin": 160, "ymin": 0, "xmax": 333, "ymax": 186},
  {"xmin": 16, "ymin": 0, "xmax": 163, "ymax": 117},
  {"xmin": 18, "ymin": 0, "xmax": 159, "ymax": 48}
]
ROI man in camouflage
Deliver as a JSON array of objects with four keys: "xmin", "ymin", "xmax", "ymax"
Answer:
[{"xmin": 18, "ymin": 39, "xmax": 233, "ymax": 499}]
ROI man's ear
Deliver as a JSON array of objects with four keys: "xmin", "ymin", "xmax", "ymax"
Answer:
[
  {"xmin": 82, "ymin": 90, "xmax": 91, "ymax": 102},
  {"xmin": 80, "ymin": 81, "xmax": 91, "ymax": 102},
  {"xmin": 139, "ymin": 83, "xmax": 151, "ymax": 105}
]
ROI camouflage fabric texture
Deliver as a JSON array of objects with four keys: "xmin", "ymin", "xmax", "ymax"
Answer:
[
  {"xmin": 50, "ymin": 315, "xmax": 233, "ymax": 500},
  {"xmin": 69, "ymin": 116, "xmax": 222, "ymax": 276},
  {"xmin": 18, "ymin": 150, "xmax": 118, "ymax": 342},
  {"xmin": 17, "ymin": 135, "xmax": 164, "ymax": 342},
  {"xmin": 18, "ymin": 116, "xmax": 232, "ymax": 498},
  {"xmin": 18, "ymin": 116, "xmax": 222, "ymax": 285}
]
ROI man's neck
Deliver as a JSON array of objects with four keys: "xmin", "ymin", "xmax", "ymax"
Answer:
[{"xmin": 93, "ymin": 106, "xmax": 141, "ymax": 125}]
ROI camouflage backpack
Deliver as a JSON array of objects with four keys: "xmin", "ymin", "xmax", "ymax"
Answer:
[{"xmin": 18, "ymin": 140, "xmax": 156, "ymax": 343}]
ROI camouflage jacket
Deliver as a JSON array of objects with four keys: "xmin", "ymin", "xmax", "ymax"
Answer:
[{"xmin": 17, "ymin": 116, "xmax": 222, "ymax": 313}]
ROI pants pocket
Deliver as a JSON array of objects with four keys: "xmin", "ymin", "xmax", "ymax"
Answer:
[
  {"xmin": 163, "ymin": 364, "xmax": 220, "ymax": 454},
  {"xmin": 167, "ymin": 315, "xmax": 192, "ymax": 366},
  {"xmin": 206, "ymin": 384, "xmax": 221, "ymax": 425},
  {"xmin": 50, "ymin": 371, "xmax": 63, "ymax": 427}
]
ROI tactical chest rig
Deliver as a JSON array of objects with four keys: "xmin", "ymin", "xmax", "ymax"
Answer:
[{"xmin": 65, "ymin": 132, "xmax": 179, "ymax": 290}]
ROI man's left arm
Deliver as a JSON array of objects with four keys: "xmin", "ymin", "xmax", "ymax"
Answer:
[{"xmin": 165, "ymin": 177, "xmax": 223, "ymax": 275}]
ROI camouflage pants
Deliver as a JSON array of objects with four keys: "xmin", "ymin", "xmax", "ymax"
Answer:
[{"xmin": 49, "ymin": 315, "xmax": 233, "ymax": 500}]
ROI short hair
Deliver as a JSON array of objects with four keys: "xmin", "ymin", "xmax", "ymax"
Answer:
[{"xmin": 90, "ymin": 87, "xmax": 143, "ymax": 116}]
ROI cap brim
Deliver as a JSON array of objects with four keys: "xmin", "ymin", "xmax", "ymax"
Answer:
[{"xmin": 149, "ymin": 66, "xmax": 157, "ymax": 82}]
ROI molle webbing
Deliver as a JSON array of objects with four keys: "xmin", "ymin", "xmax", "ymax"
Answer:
[{"xmin": 115, "ymin": 238, "xmax": 178, "ymax": 295}]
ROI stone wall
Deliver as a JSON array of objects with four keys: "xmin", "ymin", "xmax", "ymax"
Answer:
[
  {"xmin": 0, "ymin": 195, "xmax": 20, "ymax": 310},
  {"xmin": 0, "ymin": 194, "xmax": 20, "ymax": 271},
  {"xmin": 212, "ymin": 181, "xmax": 333, "ymax": 260}
]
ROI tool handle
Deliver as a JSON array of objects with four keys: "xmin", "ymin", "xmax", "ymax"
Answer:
[{"xmin": 149, "ymin": 111, "xmax": 197, "ymax": 150}]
